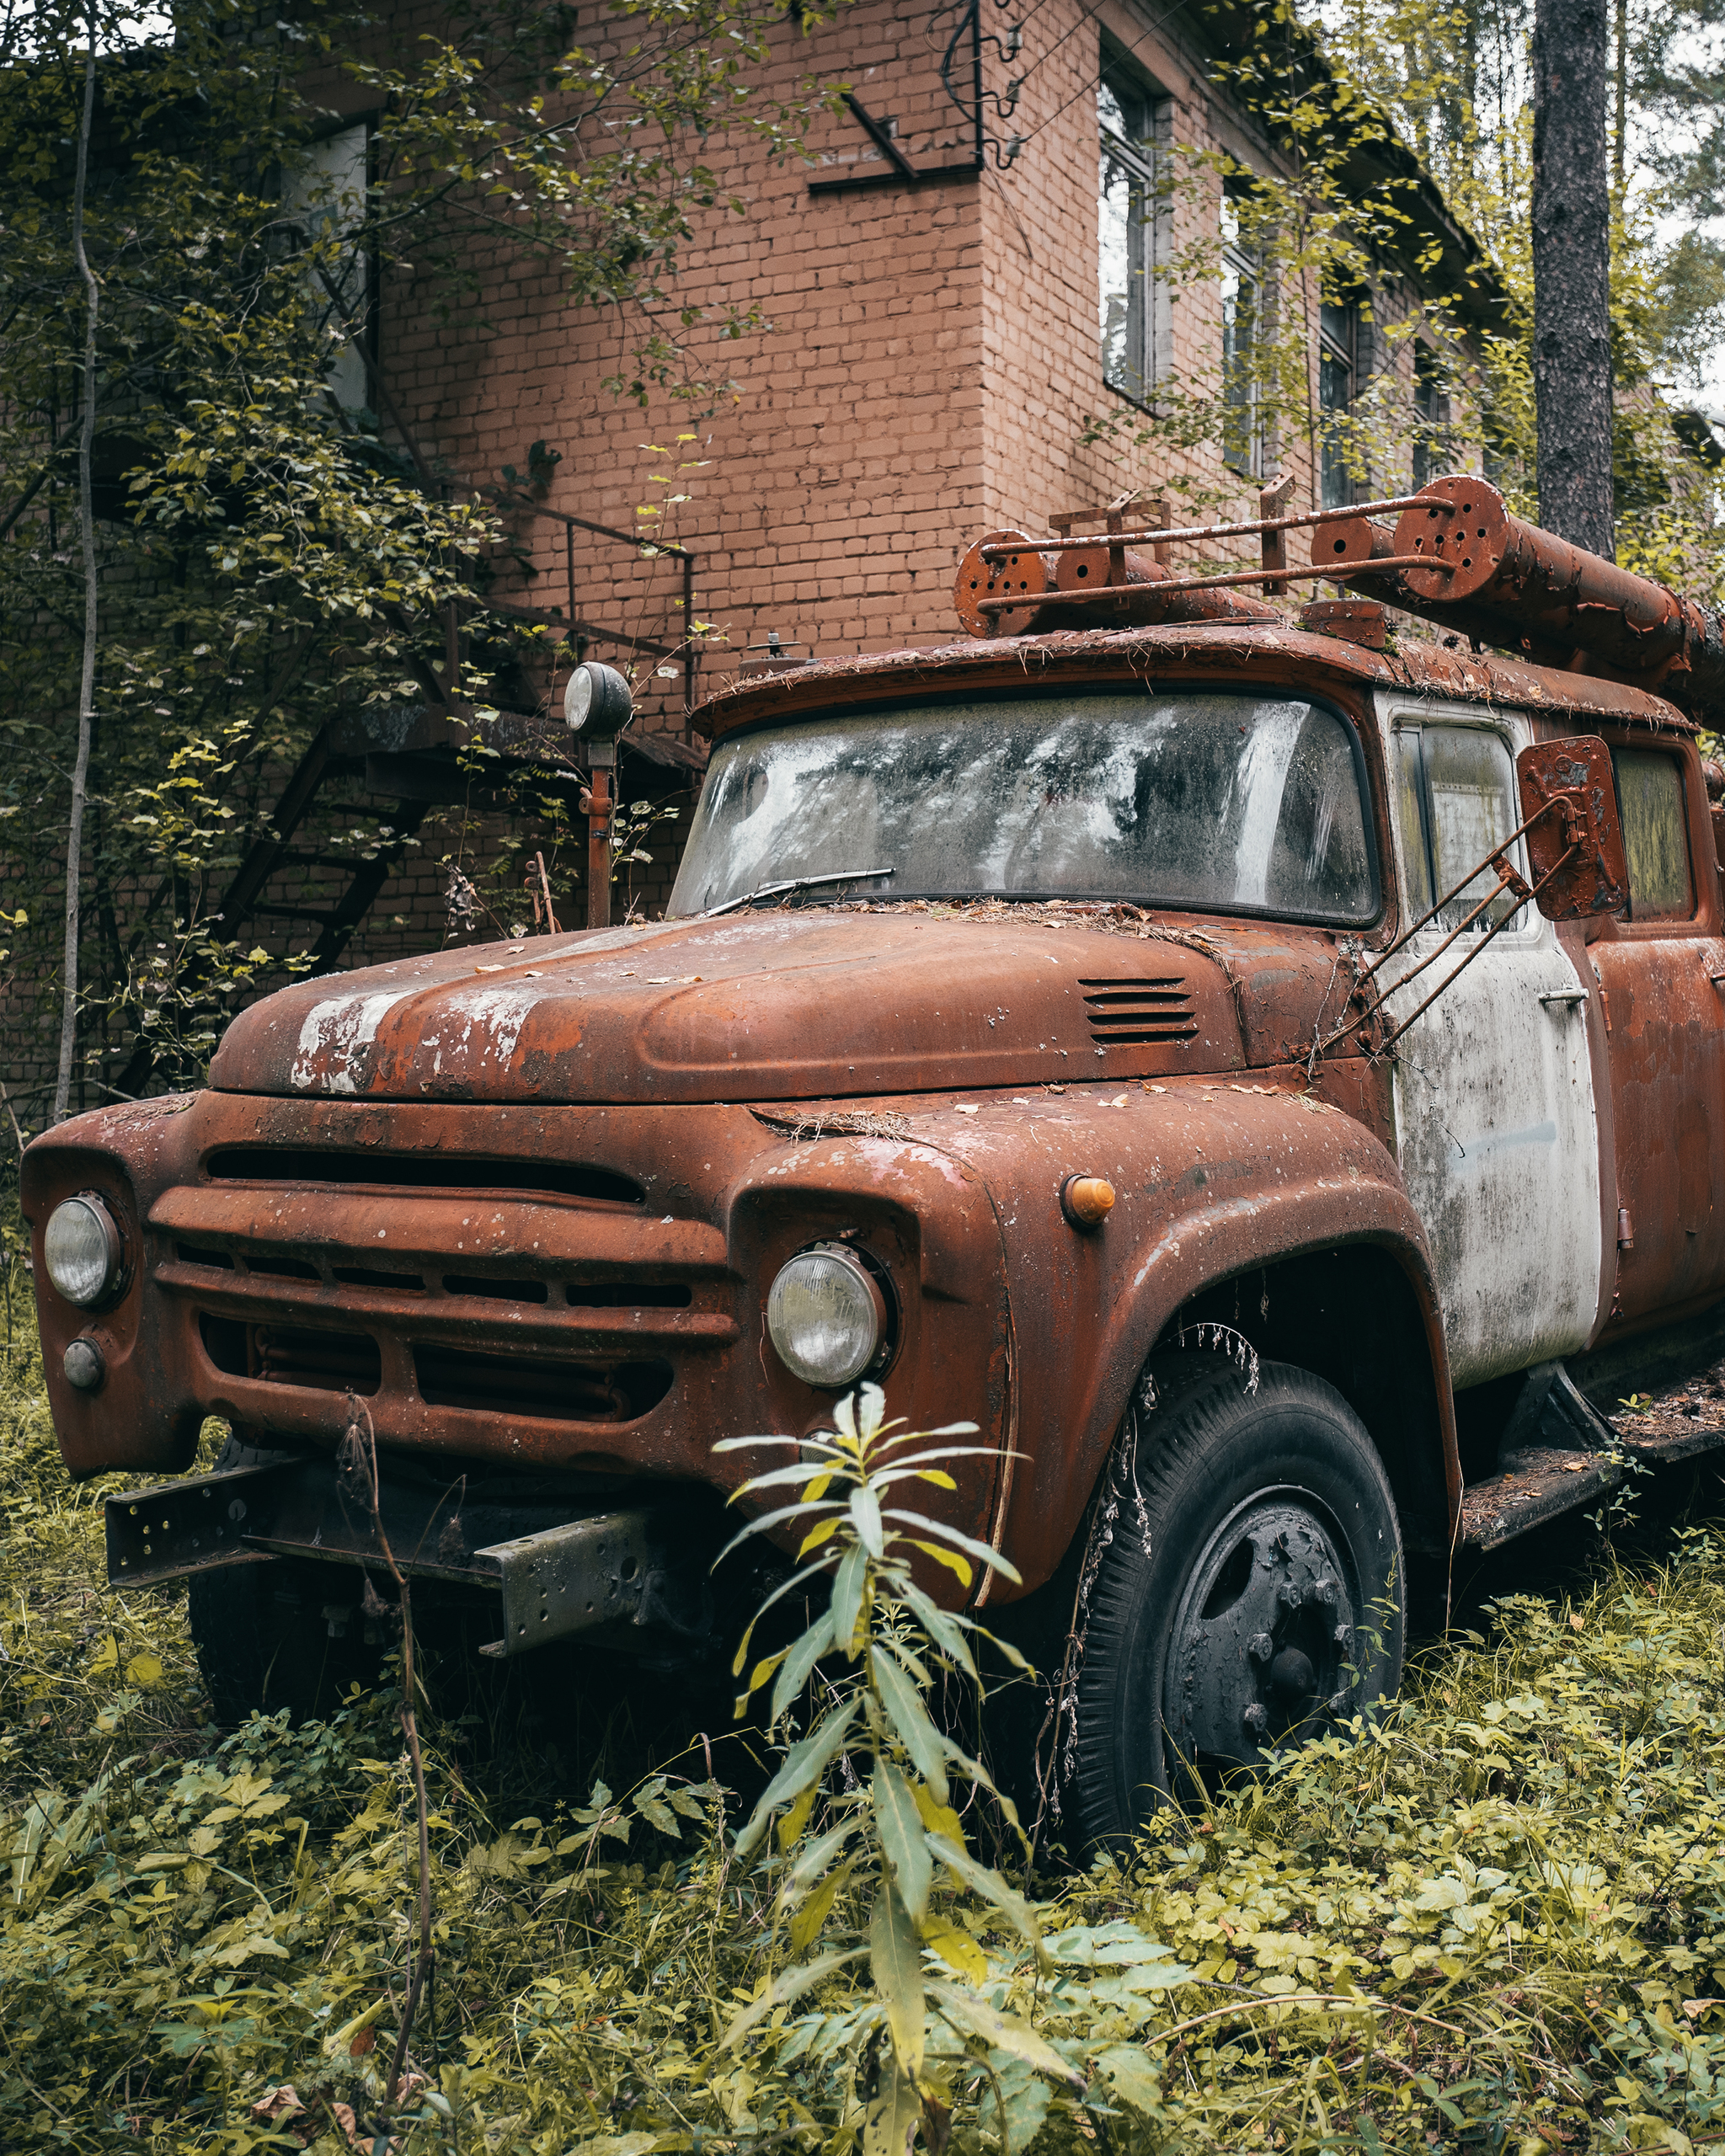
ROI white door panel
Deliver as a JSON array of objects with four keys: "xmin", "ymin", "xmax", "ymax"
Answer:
[{"xmin": 1377, "ymin": 696, "xmax": 1603, "ymax": 1388}]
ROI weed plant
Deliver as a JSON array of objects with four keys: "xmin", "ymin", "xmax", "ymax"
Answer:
[{"xmin": 8, "ymin": 1271, "xmax": 1725, "ymax": 2152}]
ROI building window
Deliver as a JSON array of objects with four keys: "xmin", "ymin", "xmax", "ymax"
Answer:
[
  {"xmin": 1318, "ymin": 299, "xmax": 1356, "ymax": 508},
  {"xmin": 1099, "ymin": 64, "xmax": 1170, "ymax": 403},
  {"xmin": 1413, "ymin": 344, "xmax": 1445, "ymax": 487},
  {"xmin": 1220, "ymin": 195, "xmax": 1261, "ymax": 477},
  {"xmin": 291, "ymin": 121, "xmax": 373, "ymax": 413}
]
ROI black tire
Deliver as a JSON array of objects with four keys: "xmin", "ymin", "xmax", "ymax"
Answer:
[
  {"xmin": 187, "ymin": 1436, "xmax": 382, "ymax": 1725},
  {"xmin": 1071, "ymin": 1354, "xmax": 1403, "ymax": 1849}
]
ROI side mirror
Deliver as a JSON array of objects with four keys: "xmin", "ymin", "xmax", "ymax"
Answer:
[{"xmin": 1515, "ymin": 735, "xmax": 1628, "ymax": 921}]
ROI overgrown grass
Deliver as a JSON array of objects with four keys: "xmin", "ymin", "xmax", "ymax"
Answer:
[{"xmin": 7, "ymin": 1274, "xmax": 1725, "ymax": 2153}]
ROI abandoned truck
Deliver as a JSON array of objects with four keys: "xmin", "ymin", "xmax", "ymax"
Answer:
[{"xmin": 24, "ymin": 472, "xmax": 1725, "ymax": 1844}]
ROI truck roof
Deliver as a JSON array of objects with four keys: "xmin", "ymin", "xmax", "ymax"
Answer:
[{"xmin": 694, "ymin": 621, "xmax": 1698, "ymax": 744}]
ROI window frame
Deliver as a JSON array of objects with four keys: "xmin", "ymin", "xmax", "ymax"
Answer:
[
  {"xmin": 289, "ymin": 115, "xmax": 378, "ymax": 414},
  {"xmin": 1220, "ymin": 189, "xmax": 1263, "ymax": 478},
  {"xmin": 1413, "ymin": 344, "xmax": 1446, "ymax": 488},
  {"xmin": 1097, "ymin": 57, "xmax": 1172, "ymax": 408},
  {"xmin": 680, "ymin": 682, "xmax": 1384, "ymax": 930},
  {"xmin": 1610, "ymin": 743, "xmax": 1698, "ymax": 925},
  {"xmin": 1318, "ymin": 298, "xmax": 1358, "ymax": 510},
  {"xmin": 1391, "ymin": 712, "xmax": 1538, "ymax": 942}
]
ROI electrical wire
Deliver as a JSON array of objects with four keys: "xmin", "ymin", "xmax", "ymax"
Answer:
[{"xmin": 1017, "ymin": 0, "xmax": 1194, "ymax": 146}]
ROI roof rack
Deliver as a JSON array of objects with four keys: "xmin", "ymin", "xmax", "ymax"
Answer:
[{"xmin": 953, "ymin": 476, "xmax": 1725, "ymax": 726}]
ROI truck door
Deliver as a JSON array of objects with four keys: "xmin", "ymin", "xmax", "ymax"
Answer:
[
  {"xmin": 1381, "ymin": 699, "xmax": 1603, "ymax": 1388},
  {"xmin": 1585, "ymin": 736, "xmax": 1725, "ymax": 1326}
]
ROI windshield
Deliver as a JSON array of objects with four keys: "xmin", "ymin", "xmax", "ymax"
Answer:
[{"xmin": 669, "ymin": 691, "xmax": 1377, "ymax": 923}]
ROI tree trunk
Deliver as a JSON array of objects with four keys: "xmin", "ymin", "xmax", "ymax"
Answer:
[
  {"xmin": 1531, "ymin": 0, "xmax": 1615, "ymax": 558},
  {"xmin": 56, "ymin": 19, "xmax": 99, "ymax": 1123}
]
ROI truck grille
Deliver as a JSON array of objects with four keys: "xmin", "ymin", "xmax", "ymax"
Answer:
[
  {"xmin": 1081, "ymin": 976, "xmax": 1199, "ymax": 1047},
  {"xmin": 413, "ymin": 1346, "xmax": 673, "ymax": 1422},
  {"xmin": 154, "ymin": 1172, "xmax": 734, "ymax": 1437},
  {"xmin": 206, "ymin": 1146, "xmax": 644, "ymax": 1208}
]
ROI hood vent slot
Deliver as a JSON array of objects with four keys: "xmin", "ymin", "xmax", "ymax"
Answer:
[{"xmin": 1081, "ymin": 976, "xmax": 1199, "ymax": 1048}]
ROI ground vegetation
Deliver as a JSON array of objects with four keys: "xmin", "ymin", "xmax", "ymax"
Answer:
[{"xmin": 9, "ymin": 1275, "xmax": 1725, "ymax": 2151}]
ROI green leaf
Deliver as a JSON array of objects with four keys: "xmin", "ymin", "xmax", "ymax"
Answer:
[
  {"xmin": 719, "ymin": 1947, "xmax": 867, "ymax": 2050},
  {"xmin": 872, "ymin": 1759, "xmax": 932, "ymax": 1924},
  {"xmin": 770, "ymin": 1609, "xmax": 837, "ymax": 1727},
  {"xmin": 850, "ymin": 1479, "xmax": 886, "ymax": 1558},
  {"xmin": 1094, "ymin": 2044, "xmax": 1162, "ymax": 2118},
  {"xmin": 715, "ymin": 1495, "xmax": 846, "ymax": 1570},
  {"xmin": 861, "ymin": 2059, "xmax": 924, "ymax": 2156},
  {"xmin": 786, "ymin": 1810, "xmax": 863, "ymax": 1894},
  {"xmin": 926, "ymin": 1835, "xmax": 1044, "ymax": 1960},
  {"xmin": 870, "ymin": 1646, "xmax": 949, "ymax": 1804},
  {"xmin": 897, "ymin": 1582, "xmax": 980, "ymax": 1682},
  {"xmin": 733, "ymin": 1698, "xmax": 860, "ymax": 1864},
  {"xmin": 869, "ymin": 1879, "xmax": 926, "ymax": 2078},
  {"xmin": 789, "ymin": 1858, "xmax": 852, "ymax": 1951},
  {"xmin": 927, "ymin": 1983, "xmax": 1080, "ymax": 2086},
  {"xmin": 980, "ymin": 2053, "xmax": 1056, "ymax": 2156},
  {"xmin": 886, "ymin": 1509, "xmax": 1023, "ymax": 1585},
  {"xmin": 911, "ymin": 1540, "xmax": 972, "ymax": 1589},
  {"xmin": 831, "ymin": 1542, "xmax": 869, "ymax": 1658}
]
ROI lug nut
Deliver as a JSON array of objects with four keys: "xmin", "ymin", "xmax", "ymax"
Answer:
[
  {"xmin": 1332, "ymin": 1623, "xmax": 1352, "ymax": 1646},
  {"xmin": 1247, "ymin": 1631, "xmax": 1274, "ymax": 1662},
  {"xmin": 1327, "ymin": 1689, "xmax": 1350, "ymax": 1715},
  {"xmin": 1315, "ymin": 1576, "xmax": 1338, "ymax": 1606},
  {"xmin": 1242, "ymin": 1702, "xmax": 1268, "ymax": 1737},
  {"xmin": 1277, "ymin": 1581, "xmax": 1306, "ymax": 1610}
]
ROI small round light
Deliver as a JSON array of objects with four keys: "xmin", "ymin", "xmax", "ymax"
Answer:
[
  {"xmin": 43, "ymin": 1194, "xmax": 122, "ymax": 1308},
  {"xmin": 766, "ymin": 1245, "xmax": 886, "ymax": 1390},
  {"xmin": 64, "ymin": 1338, "xmax": 105, "ymax": 1391}
]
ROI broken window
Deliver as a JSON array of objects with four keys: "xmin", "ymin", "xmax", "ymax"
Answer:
[
  {"xmin": 1612, "ymin": 748, "xmax": 1694, "ymax": 921},
  {"xmin": 1413, "ymin": 344, "xmax": 1446, "ymax": 488},
  {"xmin": 1099, "ymin": 64, "xmax": 1171, "ymax": 404},
  {"xmin": 670, "ymin": 692, "xmax": 1377, "ymax": 924},
  {"xmin": 287, "ymin": 121, "xmax": 372, "ymax": 412},
  {"xmin": 1220, "ymin": 195, "xmax": 1261, "ymax": 477},
  {"xmin": 1318, "ymin": 300, "xmax": 1357, "ymax": 509}
]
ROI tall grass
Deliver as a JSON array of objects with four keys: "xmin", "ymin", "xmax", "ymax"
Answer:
[{"xmin": 6, "ymin": 1270, "xmax": 1725, "ymax": 2153}]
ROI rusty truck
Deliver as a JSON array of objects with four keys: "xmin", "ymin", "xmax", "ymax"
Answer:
[{"xmin": 24, "ymin": 473, "xmax": 1725, "ymax": 1844}]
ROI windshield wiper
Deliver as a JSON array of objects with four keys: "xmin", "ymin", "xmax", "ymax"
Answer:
[{"xmin": 697, "ymin": 867, "xmax": 895, "ymax": 921}]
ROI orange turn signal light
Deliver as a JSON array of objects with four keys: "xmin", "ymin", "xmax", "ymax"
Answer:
[{"xmin": 1060, "ymin": 1175, "xmax": 1116, "ymax": 1230}]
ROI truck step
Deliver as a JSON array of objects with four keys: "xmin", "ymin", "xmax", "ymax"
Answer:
[
  {"xmin": 1460, "ymin": 1445, "xmax": 1622, "ymax": 1552},
  {"xmin": 1611, "ymin": 1360, "xmax": 1725, "ymax": 1464}
]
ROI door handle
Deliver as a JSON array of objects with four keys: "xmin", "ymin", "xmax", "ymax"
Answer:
[{"xmin": 1538, "ymin": 986, "xmax": 1588, "ymax": 1007}]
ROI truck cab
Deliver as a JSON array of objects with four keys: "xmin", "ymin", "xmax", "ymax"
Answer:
[{"xmin": 26, "ymin": 478, "xmax": 1725, "ymax": 1846}]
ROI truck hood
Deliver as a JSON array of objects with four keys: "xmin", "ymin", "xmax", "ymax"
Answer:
[{"xmin": 208, "ymin": 910, "xmax": 1244, "ymax": 1103}]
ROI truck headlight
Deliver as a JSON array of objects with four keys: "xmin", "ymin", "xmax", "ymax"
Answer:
[
  {"xmin": 43, "ymin": 1193, "xmax": 123, "ymax": 1308},
  {"xmin": 766, "ymin": 1244, "xmax": 888, "ymax": 1389}
]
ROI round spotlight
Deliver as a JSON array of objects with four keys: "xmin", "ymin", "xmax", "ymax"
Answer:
[
  {"xmin": 563, "ymin": 661, "xmax": 635, "ymax": 738},
  {"xmin": 766, "ymin": 1243, "xmax": 889, "ymax": 1390},
  {"xmin": 43, "ymin": 1193, "xmax": 124, "ymax": 1309}
]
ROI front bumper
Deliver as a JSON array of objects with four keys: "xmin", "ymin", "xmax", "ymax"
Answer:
[
  {"xmin": 25, "ymin": 1090, "xmax": 1013, "ymax": 1579},
  {"xmin": 105, "ymin": 1455, "xmax": 702, "ymax": 1658}
]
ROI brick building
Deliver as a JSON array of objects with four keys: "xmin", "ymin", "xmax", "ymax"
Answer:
[
  {"xmin": 270, "ymin": 0, "xmax": 1496, "ymax": 982},
  {"xmin": 3, "ymin": 0, "xmax": 1498, "ymax": 1116},
  {"xmin": 348, "ymin": 0, "xmax": 1493, "ymax": 702}
]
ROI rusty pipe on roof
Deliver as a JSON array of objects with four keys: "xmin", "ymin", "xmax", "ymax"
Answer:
[
  {"xmin": 1320, "ymin": 506, "xmax": 1612, "ymax": 675},
  {"xmin": 953, "ymin": 529, "xmax": 1277, "ymax": 636},
  {"xmin": 1386, "ymin": 476, "xmax": 1725, "ymax": 714}
]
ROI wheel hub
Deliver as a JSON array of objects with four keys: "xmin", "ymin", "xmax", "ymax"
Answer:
[{"xmin": 1162, "ymin": 1494, "xmax": 1359, "ymax": 1780}]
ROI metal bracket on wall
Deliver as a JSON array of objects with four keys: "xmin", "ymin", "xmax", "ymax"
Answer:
[{"xmin": 809, "ymin": 93, "xmax": 982, "ymax": 193}]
